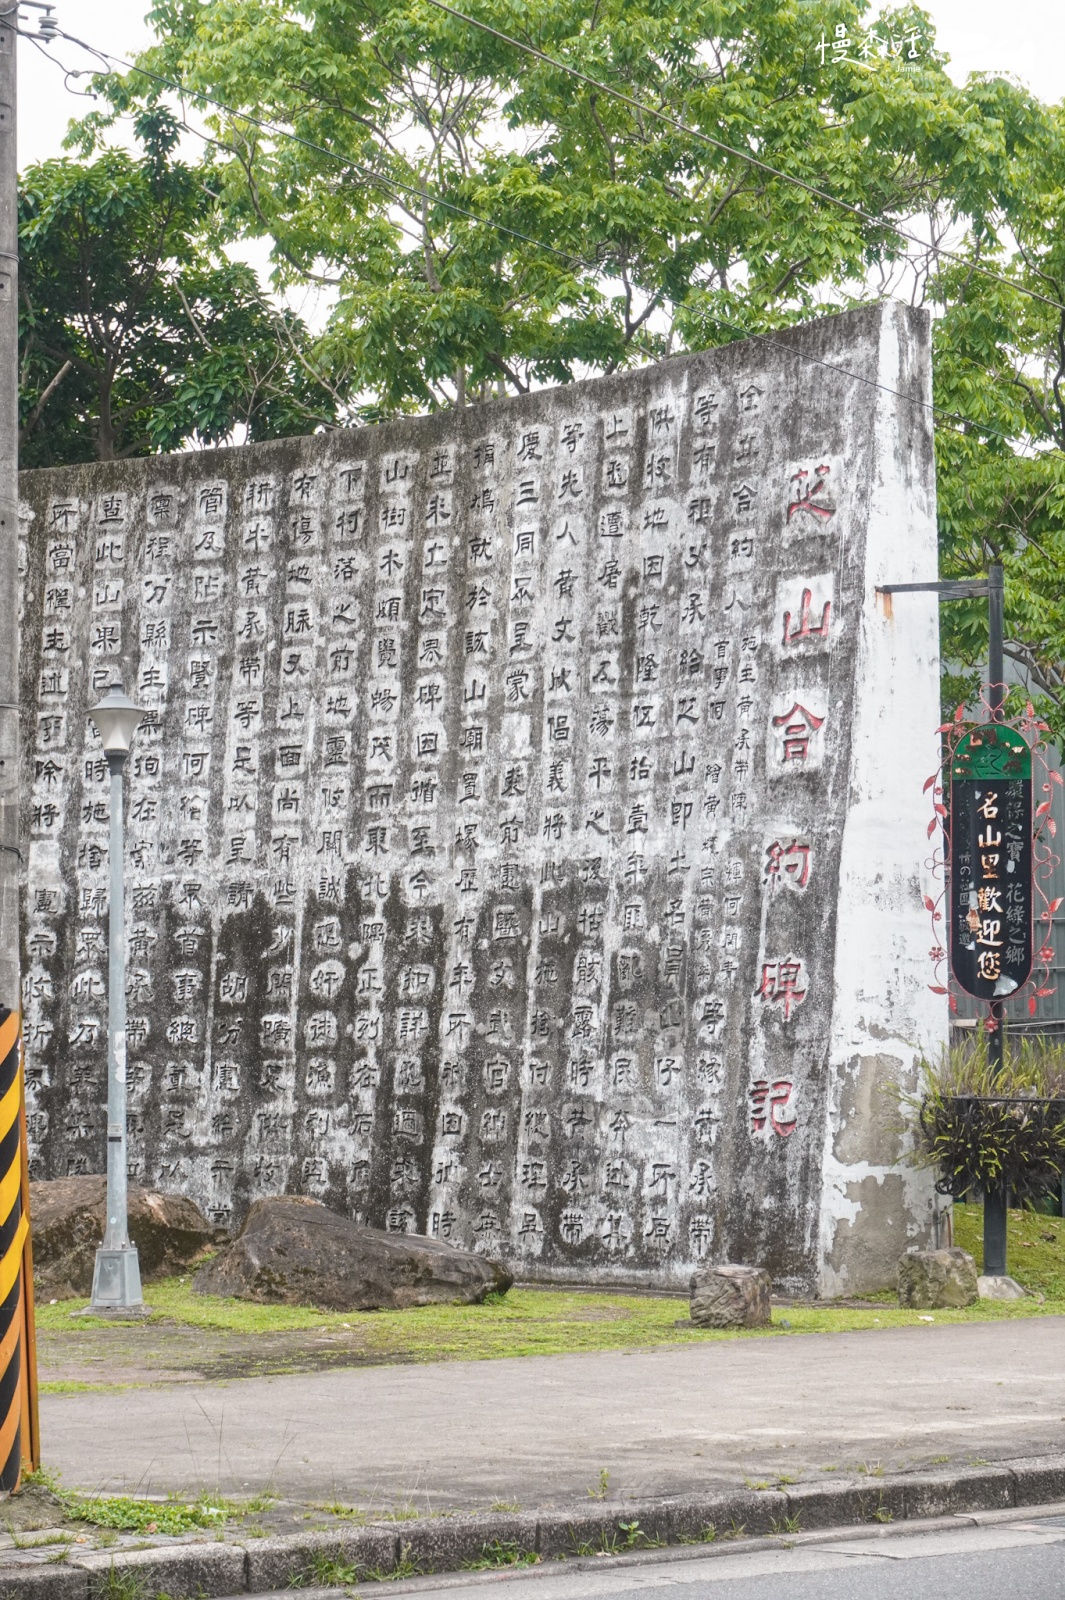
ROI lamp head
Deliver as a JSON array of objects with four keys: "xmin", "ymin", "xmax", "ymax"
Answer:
[{"xmin": 88, "ymin": 680, "xmax": 144, "ymax": 756}]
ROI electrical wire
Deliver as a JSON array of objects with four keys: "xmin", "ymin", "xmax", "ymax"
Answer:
[
  {"xmin": 695, "ymin": 307, "xmax": 1044, "ymax": 457},
  {"xmin": 59, "ymin": 17, "xmax": 1065, "ymax": 323},
  {"xmin": 419, "ymin": 0, "xmax": 1065, "ymax": 319},
  {"xmin": 55, "ymin": 29, "xmax": 583, "ymax": 268}
]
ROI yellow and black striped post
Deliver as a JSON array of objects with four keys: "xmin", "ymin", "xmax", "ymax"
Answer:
[
  {"xmin": 0, "ymin": 1008, "xmax": 32, "ymax": 1490},
  {"xmin": 17, "ymin": 1027, "xmax": 39, "ymax": 1481}
]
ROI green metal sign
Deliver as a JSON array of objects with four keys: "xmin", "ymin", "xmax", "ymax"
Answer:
[{"xmin": 951, "ymin": 725, "xmax": 1031, "ymax": 783}]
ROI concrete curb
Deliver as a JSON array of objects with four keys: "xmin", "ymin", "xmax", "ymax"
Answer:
[
  {"xmin": 2, "ymin": 1454, "xmax": 1063, "ymax": 1600},
  {"xmin": 240, "ymin": 1501, "xmax": 1065, "ymax": 1600}
]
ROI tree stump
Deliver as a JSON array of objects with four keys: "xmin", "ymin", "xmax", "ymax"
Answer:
[
  {"xmin": 897, "ymin": 1247, "xmax": 978, "ymax": 1308},
  {"xmin": 690, "ymin": 1263, "xmax": 772, "ymax": 1328}
]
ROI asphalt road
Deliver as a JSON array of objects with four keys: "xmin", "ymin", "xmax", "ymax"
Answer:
[
  {"xmin": 262, "ymin": 1516, "xmax": 1065, "ymax": 1600},
  {"xmin": 40, "ymin": 1317, "xmax": 1065, "ymax": 1502}
]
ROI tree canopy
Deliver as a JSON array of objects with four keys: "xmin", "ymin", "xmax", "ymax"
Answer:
[
  {"xmin": 932, "ymin": 102, "xmax": 1065, "ymax": 745},
  {"xmin": 19, "ymin": 108, "xmax": 339, "ymax": 464},
  {"xmin": 96, "ymin": 0, "xmax": 1043, "ymax": 411}
]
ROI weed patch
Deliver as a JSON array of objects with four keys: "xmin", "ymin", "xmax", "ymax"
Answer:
[
  {"xmin": 366, "ymin": 1551, "xmax": 421, "ymax": 1582},
  {"xmin": 62, "ymin": 1494, "xmax": 228, "ymax": 1536},
  {"xmin": 95, "ymin": 1569, "xmax": 146, "ymax": 1600},
  {"xmin": 39, "ymin": 1381, "xmax": 140, "ymax": 1395},
  {"xmin": 613, "ymin": 1520, "xmax": 663, "ymax": 1551},
  {"xmin": 291, "ymin": 1549, "xmax": 363, "ymax": 1587},
  {"xmin": 27, "ymin": 1468, "xmax": 279, "ymax": 1538},
  {"xmin": 679, "ymin": 1523, "xmax": 717, "ymax": 1545},
  {"xmin": 312, "ymin": 1502, "xmax": 368, "ymax": 1523},
  {"xmin": 462, "ymin": 1540, "xmax": 539, "ymax": 1569}
]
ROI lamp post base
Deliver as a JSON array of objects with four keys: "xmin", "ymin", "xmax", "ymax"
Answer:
[
  {"xmin": 83, "ymin": 1245, "xmax": 146, "ymax": 1315},
  {"xmin": 73, "ymin": 1304, "xmax": 152, "ymax": 1321}
]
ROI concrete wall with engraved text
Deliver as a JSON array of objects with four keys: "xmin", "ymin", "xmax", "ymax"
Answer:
[{"xmin": 17, "ymin": 303, "xmax": 946, "ymax": 1293}]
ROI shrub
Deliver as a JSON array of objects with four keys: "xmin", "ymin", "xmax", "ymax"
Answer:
[{"xmin": 905, "ymin": 1035, "xmax": 1065, "ymax": 1201}]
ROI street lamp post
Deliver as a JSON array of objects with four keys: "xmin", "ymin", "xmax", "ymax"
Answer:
[{"xmin": 86, "ymin": 680, "xmax": 146, "ymax": 1315}]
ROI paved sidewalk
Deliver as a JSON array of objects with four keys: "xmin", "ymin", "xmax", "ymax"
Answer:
[{"xmin": 41, "ymin": 1318, "xmax": 1065, "ymax": 1506}]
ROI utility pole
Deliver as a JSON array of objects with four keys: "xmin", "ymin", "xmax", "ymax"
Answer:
[
  {"xmin": 0, "ymin": 1, "xmax": 19, "ymax": 1020},
  {"xmin": 0, "ymin": 4, "xmax": 53, "ymax": 1489},
  {"xmin": 0, "ymin": 0, "xmax": 20, "ymax": 1497}
]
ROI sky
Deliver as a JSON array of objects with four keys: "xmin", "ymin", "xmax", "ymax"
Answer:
[
  {"xmin": 15, "ymin": 0, "xmax": 1065, "ymax": 169},
  {"xmin": 19, "ymin": 1, "xmax": 156, "ymax": 165}
]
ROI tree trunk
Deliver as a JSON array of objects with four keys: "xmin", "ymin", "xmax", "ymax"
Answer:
[{"xmin": 96, "ymin": 374, "xmax": 116, "ymax": 461}]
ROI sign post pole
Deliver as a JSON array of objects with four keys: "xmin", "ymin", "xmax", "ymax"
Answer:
[
  {"xmin": 878, "ymin": 564, "xmax": 1025, "ymax": 1280},
  {"xmin": 985, "ymin": 563, "xmax": 1008, "ymax": 1275},
  {"xmin": 947, "ymin": 720, "xmax": 1030, "ymax": 1275}
]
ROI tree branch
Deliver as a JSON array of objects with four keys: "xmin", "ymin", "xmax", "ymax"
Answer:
[{"xmin": 19, "ymin": 359, "xmax": 73, "ymax": 445}]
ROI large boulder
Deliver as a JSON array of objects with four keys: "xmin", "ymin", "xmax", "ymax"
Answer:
[
  {"xmin": 193, "ymin": 1196, "xmax": 513, "ymax": 1310},
  {"xmin": 690, "ymin": 1263, "xmax": 772, "ymax": 1328},
  {"xmin": 30, "ymin": 1175, "xmax": 217, "ymax": 1300},
  {"xmin": 897, "ymin": 1246, "xmax": 979, "ymax": 1309}
]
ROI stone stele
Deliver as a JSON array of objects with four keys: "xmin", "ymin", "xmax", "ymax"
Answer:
[
  {"xmin": 690, "ymin": 1262, "xmax": 771, "ymax": 1327},
  {"xmin": 897, "ymin": 1246, "xmax": 979, "ymax": 1309},
  {"xmin": 195, "ymin": 1194, "xmax": 511, "ymax": 1309},
  {"xmin": 17, "ymin": 301, "xmax": 947, "ymax": 1295}
]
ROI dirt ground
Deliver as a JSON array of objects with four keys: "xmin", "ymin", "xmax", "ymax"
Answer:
[{"xmin": 37, "ymin": 1319, "xmax": 429, "ymax": 1387}]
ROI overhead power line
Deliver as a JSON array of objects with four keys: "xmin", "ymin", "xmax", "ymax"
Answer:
[
  {"xmin": 420, "ymin": 0, "xmax": 1065, "ymax": 319},
  {"xmin": 29, "ymin": 27, "xmax": 1051, "ymax": 457},
  {"xmin": 696, "ymin": 309, "xmax": 1043, "ymax": 456},
  {"xmin": 55, "ymin": 29, "xmax": 582, "ymax": 267}
]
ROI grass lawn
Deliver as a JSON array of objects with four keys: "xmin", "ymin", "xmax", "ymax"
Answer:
[{"xmin": 32, "ymin": 1203, "xmax": 1065, "ymax": 1380}]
